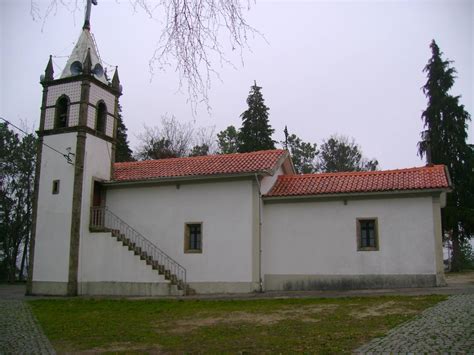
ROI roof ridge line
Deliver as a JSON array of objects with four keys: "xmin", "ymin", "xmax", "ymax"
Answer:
[
  {"xmin": 276, "ymin": 165, "xmax": 444, "ymax": 179},
  {"xmin": 114, "ymin": 149, "xmax": 287, "ymax": 166}
]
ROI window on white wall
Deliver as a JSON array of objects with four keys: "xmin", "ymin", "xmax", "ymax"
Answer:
[
  {"xmin": 184, "ymin": 223, "xmax": 202, "ymax": 253},
  {"xmin": 357, "ymin": 218, "xmax": 379, "ymax": 251}
]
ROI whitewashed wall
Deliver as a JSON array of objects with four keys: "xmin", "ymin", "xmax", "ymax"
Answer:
[
  {"xmin": 262, "ymin": 195, "xmax": 439, "ymax": 288},
  {"xmin": 105, "ymin": 179, "xmax": 256, "ymax": 289},
  {"xmin": 33, "ymin": 133, "xmax": 77, "ymax": 283},
  {"xmin": 77, "ymin": 134, "xmax": 113, "ymax": 282},
  {"xmin": 80, "ymin": 231, "xmax": 167, "ymax": 283},
  {"xmin": 260, "ymin": 166, "xmax": 283, "ymax": 194},
  {"xmin": 76, "ymin": 134, "xmax": 171, "ymax": 293}
]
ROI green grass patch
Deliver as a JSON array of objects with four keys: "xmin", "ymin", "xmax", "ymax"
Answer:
[{"xmin": 29, "ymin": 295, "xmax": 446, "ymax": 353}]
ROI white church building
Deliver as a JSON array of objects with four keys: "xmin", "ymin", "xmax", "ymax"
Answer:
[{"xmin": 27, "ymin": 14, "xmax": 451, "ymax": 297}]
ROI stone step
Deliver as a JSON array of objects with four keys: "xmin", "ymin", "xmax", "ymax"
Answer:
[
  {"xmin": 170, "ymin": 274, "xmax": 178, "ymax": 284},
  {"xmin": 185, "ymin": 285, "xmax": 196, "ymax": 296},
  {"xmin": 109, "ymin": 229, "xmax": 188, "ymax": 295}
]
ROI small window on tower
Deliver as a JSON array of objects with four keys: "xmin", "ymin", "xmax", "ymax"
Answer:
[
  {"xmin": 55, "ymin": 96, "xmax": 69, "ymax": 128},
  {"xmin": 96, "ymin": 101, "xmax": 107, "ymax": 134},
  {"xmin": 52, "ymin": 180, "xmax": 60, "ymax": 194}
]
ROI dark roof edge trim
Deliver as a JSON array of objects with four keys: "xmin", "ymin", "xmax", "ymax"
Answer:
[
  {"xmin": 263, "ymin": 187, "xmax": 452, "ymax": 201},
  {"xmin": 104, "ymin": 171, "xmax": 273, "ymax": 187}
]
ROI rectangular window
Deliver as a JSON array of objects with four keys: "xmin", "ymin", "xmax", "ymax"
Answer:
[
  {"xmin": 184, "ymin": 223, "xmax": 202, "ymax": 253},
  {"xmin": 357, "ymin": 218, "xmax": 379, "ymax": 251},
  {"xmin": 52, "ymin": 180, "xmax": 60, "ymax": 194}
]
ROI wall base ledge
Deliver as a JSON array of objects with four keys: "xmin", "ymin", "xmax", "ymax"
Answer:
[
  {"xmin": 31, "ymin": 281, "xmax": 68, "ymax": 296},
  {"xmin": 187, "ymin": 282, "xmax": 258, "ymax": 294},
  {"xmin": 79, "ymin": 281, "xmax": 182, "ymax": 296},
  {"xmin": 264, "ymin": 274, "xmax": 440, "ymax": 291}
]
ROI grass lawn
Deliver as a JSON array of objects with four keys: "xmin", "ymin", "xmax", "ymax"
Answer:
[{"xmin": 29, "ymin": 295, "xmax": 446, "ymax": 353}]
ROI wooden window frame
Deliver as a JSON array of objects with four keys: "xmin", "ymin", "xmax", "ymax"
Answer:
[
  {"xmin": 184, "ymin": 222, "xmax": 203, "ymax": 254},
  {"xmin": 356, "ymin": 218, "xmax": 379, "ymax": 251}
]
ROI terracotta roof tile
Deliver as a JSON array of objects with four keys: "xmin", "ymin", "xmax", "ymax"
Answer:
[
  {"xmin": 113, "ymin": 150, "xmax": 287, "ymax": 182},
  {"xmin": 265, "ymin": 165, "xmax": 451, "ymax": 197}
]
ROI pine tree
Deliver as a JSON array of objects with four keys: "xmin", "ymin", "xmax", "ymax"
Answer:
[
  {"xmin": 238, "ymin": 81, "xmax": 275, "ymax": 152},
  {"xmin": 115, "ymin": 104, "xmax": 134, "ymax": 162},
  {"xmin": 217, "ymin": 125, "xmax": 240, "ymax": 154},
  {"xmin": 282, "ymin": 129, "xmax": 318, "ymax": 174},
  {"xmin": 418, "ymin": 40, "xmax": 473, "ymax": 271}
]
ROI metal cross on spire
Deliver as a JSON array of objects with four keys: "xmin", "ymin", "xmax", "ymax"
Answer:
[{"xmin": 83, "ymin": 0, "xmax": 98, "ymax": 30}]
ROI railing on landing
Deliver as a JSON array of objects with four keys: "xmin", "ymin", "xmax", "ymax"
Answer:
[{"xmin": 90, "ymin": 206, "xmax": 186, "ymax": 289}]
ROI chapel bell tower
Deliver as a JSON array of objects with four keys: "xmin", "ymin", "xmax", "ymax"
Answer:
[{"xmin": 27, "ymin": 0, "xmax": 122, "ymax": 296}]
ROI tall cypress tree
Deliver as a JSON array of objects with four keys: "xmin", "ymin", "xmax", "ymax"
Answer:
[
  {"xmin": 419, "ymin": 40, "xmax": 473, "ymax": 271},
  {"xmin": 238, "ymin": 81, "xmax": 275, "ymax": 152},
  {"xmin": 115, "ymin": 103, "xmax": 134, "ymax": 162}
]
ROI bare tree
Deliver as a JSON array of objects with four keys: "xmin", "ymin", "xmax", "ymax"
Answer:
[
  {"xmin": 31, "ymin": 0, "xmax": 257, "ymax": 111},
  {"xmin": 135, "ymin": 115, "xmax": 215, "ymax": 159},
  {"xmin": 193, "ymin": 126, "xmax": 217, "ymax": 155},
  {"xmin": 317, "ymin": 134, "xmax": 378, "ymax": 173}
]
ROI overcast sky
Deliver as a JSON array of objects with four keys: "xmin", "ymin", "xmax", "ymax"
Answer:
[{"xmin": 1, "ymin": 0, "xmax": 472, "ymax": 169}]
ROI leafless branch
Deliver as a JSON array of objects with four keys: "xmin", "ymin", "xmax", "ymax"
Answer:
[
  {"xmin": 31, "ymin": 0, "xmax": 258, "ymax": 112},
  {"xmin": 135, "ymin": 115, "xmax": 216, "ymax": 159}
]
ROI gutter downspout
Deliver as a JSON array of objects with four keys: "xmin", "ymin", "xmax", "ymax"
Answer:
[{"xmin": 254, "ymin": 174, "xmax": 263, "ymax": 293}]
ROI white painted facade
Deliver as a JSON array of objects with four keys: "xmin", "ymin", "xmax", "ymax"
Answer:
[
  {"xmin": 105, "ymin": 179, "xmax": 260, "ymax": 293},
  {"xmin": 33, "ymin": 133, "xmax": 77, "ymax": 285},
  {"xmin": 262, "ymin": 194, "xmax": 445, "ymax": 290}
]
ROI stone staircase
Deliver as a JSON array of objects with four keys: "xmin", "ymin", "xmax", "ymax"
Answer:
[{"xmin": 91, "ymin": 206, "xmax": 195, "ymax": 296}]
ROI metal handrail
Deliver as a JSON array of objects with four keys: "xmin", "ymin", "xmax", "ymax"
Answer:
[{"xmin": 90, "ymin": 206, "xmax": 186, "ymax": 289}]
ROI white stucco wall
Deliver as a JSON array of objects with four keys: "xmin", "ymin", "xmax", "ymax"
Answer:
[
  {"xmin": 77, "ymin": 134, "xmax": 115, "ymax": 283},
  {"xmin": 262, "ymin": 195, "xmax": 437, "ymax": 277},
  {"xmin": 77, "ymin": 134, "xmax": 164, "ymax": 287},
  {"xmin": 105, "ymin": 179, "xmax": 256, "ymax": 284},
  {"xmin": 33, "ymin": 133, "xmax": 77, "ymax": 282},
  {"xmin": 80, "ymin": 232, "xmax": 167, "ymax": 283},
  {"xmin": 260, "ymin": 166, "xmax": 284, "ymax": 195}
]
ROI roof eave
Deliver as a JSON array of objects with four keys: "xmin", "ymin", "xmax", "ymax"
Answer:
[
  {"xmin": 274, "ymin": 150, "xmax": 296, "ymax": 175},
  {"xmin": 104, "ymin": 171, "xmax": 273, "ymax": 187},
  {"xmin": 443, "ymin": 165, "xmax": 454, "ymax": 189},
  {"xmin": 263, "ymin": 187, "xmax": 452, "ymax": 202}
]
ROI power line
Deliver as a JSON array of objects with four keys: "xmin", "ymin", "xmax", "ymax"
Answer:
[{"xmin": 0, "ymin": 117, "xmax": 75, "ymax": 165}]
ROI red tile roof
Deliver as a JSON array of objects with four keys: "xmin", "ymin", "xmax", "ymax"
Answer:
[
  {"xmin": 113, "ymin": 150, "xmax": 288, "ymax": 182},
  {"xmin": 265, "ymin": 165, "xmax": 451, "ymax": 197}
]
